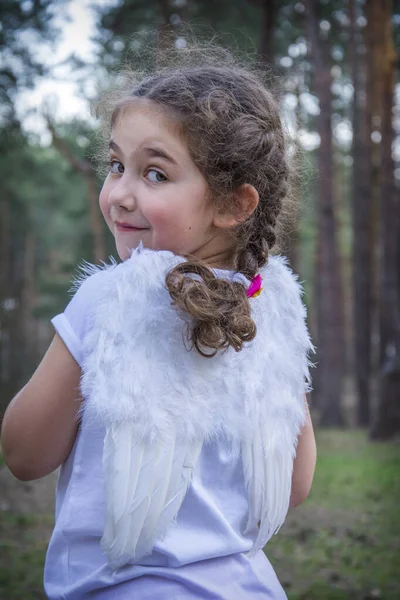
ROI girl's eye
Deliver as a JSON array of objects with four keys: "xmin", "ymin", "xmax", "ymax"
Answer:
[
  {"xmin": 146, "ymin": 169, "xmax": 167, "ymax": 183},
  {"xmin": 110, "ymin": 160, "xmax": 124, "ymax": 174}
]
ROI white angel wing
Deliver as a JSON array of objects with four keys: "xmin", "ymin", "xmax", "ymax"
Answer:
[
  {"xmin": 100, "ymin": 421, "xmax": 202, "ymax": 569},
  {"xmin": 242, "ymin": 422, "xmax": 295, "ymax": 556}
]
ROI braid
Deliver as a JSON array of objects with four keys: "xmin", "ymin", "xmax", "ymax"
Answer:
[
  {"xmin": 236, "ymin": 144, "xmax": 290, "ymax": 278},
  {"xmin": 235, "ymin": 236, "xmax": 269, "ymax": 279}
]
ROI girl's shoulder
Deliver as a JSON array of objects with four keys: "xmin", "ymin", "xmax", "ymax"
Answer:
[
  {"xmin": 70, "ymin": 256, "xmax": 120, "ymax": 295},
  {"xmin": 66, "ymin": 257, "xmax": 121, "ymax": 319},
  {"xmin": 54, "ymin": 259, "xmax": 120, "ymax": 361},
  {"xmin": 68, "ymin": 250, "xmax": 308, "ymax": 338}
]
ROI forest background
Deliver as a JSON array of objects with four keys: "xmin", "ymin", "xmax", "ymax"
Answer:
[{"xmin": 0, "ymin": 1, "xmax": 399, "ymax": 599}]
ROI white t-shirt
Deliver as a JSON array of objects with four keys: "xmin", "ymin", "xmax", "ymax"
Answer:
[{"xmin": 44, "ymin": 272, "xmax": 287, "ymax": 600}]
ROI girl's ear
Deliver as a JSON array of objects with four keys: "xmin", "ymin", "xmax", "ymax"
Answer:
[{"xmin": 213, "ymin": 184, "xmax": 259, "ymax": 229}]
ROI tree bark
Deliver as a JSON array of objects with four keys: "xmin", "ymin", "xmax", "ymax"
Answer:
[
  {"xmin": 370, "ymin": 0, "xmax": 400, "ymax": 439},
  {"xmin": 21, "ymin": 229, "xmax": 39, "ymax": 375},
  {"xmin": 304, "ymin": 0, "xmax": 344, "ymax": 426},
  {"xmin": 259, "ymin": 0, "xmax": 276, "ymax": 67},
  {"xmin": 349, "ymin": 0, "xmax": 373, "ymax": 425},
  {"xmin": 334, "ymin": 151, "xmax": 352, "ymax": 378},
  {"xmin": 366, "ymin": 1, "xmax": 385, "ymax": 376},
  {"xmin": 0, "ymin": 198, "xmax": 10, "ymax": 417},
  {"xmin": 286, "ymin": 98, "xmax": 303, "ymax": 274},
  {"xmin": 2, "ymin": 228, "xmax": 26, "ymax": 417}
]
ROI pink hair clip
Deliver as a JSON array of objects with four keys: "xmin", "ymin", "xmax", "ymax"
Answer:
[{"xmin": 246, "ymin": 274, "xmax": 263, "ymax": 298}]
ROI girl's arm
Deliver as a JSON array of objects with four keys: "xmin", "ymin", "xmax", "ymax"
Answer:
[
  {"xmin": 289, "ymin": 395, "xmax": 317, "ymax": 508},
  {"xmin": 1, "ymin": 333, "xmax": 82, "ymax": 481}
]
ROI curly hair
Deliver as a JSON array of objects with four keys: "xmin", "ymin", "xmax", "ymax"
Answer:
[{"xmin": 95, "ymin": 37, "xmax": 297, "ymax": 357}]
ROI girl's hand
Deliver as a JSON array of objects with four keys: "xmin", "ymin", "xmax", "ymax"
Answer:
[{"xmin": 1, "ymin": 333, "xmax": 82, "ymax": 481}]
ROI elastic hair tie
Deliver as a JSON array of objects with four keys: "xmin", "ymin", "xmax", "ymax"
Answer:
[{"xmin": 246, "ymin": 274, "xmax": 263, "ymax": 298}]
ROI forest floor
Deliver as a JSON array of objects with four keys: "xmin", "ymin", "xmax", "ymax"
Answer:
[
  {"xmin": 0, "ymin": 430, "xmax": 399, "ymax": 600},
  {"xmin": 267, "ymin": 430, "xmax": 400, "ymax": 600}
]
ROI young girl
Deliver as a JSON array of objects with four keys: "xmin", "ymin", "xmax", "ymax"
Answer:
[{"xmin": 1, "ymin": 44, "xmax": 316, "ymax": 599}]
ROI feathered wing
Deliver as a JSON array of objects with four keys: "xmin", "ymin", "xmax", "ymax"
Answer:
[
  {"xmin": 240, "ymin": 255, "xmax": 314, "ymax": 555},
  {"xmin": 242, "ymin": 421, "xmax": 295, "ymax": 556},
  {"xmin": 100, "ymin": 421, "xmax": 202, "ymax": 569},
  {"xmin": 77, "ymin": 247, "xmax": 313, "ymax": 567}
]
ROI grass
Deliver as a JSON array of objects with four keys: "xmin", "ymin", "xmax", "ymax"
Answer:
[
  {"xmin": 267, "ymin": 430, "xmax": 400, "ymax": 600},
  {"xmin": 0, "ymin": 430, "xmax": 399, "ymax": 599},
  {"xmin": 0, "ymin": 513, "xmax": 53, "ymax": 600}
]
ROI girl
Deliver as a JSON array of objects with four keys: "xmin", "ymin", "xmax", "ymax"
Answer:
[{"xmin": 1, "ymin": 43, "xmax": 316, "ymax": 599}]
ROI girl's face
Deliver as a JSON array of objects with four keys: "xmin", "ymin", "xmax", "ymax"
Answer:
[{"xmin": 99, "ymin": 101, "xmax": 234, "ymax": 264}]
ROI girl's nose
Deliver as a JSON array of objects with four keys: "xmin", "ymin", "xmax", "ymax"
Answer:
[{"xmin": 109, "ymin": 176, "xmax": 136, "ymax": 211}]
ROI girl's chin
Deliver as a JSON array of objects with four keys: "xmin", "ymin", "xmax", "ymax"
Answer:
[
  {"xmin": 115, "ymin": 237, "xmax": 191, "ymax": 261},
  {"xmin": 116, "ymin": 238, "xmax": 155, "ymax": 261}
]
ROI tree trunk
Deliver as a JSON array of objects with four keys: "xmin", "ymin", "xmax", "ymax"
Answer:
[
  {"xmin": 334, "ymin": 151, "xmax": 352, "ymax": 377},
  {"xmin": 304, "ymin": 0, "xmax": 344, "ymax": 426},
  {"xmin": 286, "ymin": 98, "xmax": 303, "ymax": 274},
  {"xmin": 3, "ymin": 229, "xmax": 26, "ymax": 417},
  {"xmin": 259, "ymin": 0, "xmax": 276, "ymax": 67},
  {"xmin": 370, "ymin": 0, "xmax": 400, "ymax": 439},
  {"xmin": 0, "ymin": 198, "xmax": 10, "ymax": 418},
  {"xmin": 85, "ymin": 170, "xmax": 107, "ymax": 263},
  {"xmin": 349, "ymin": 0, "xmax": 373, "ymax": 425},
  {"xmin": 366, "ymin": 1, "xmax": 385, "ymax": 376},
  {"xmin": 47, "ymin": 122, "xmax": 107, "ymax": 263},
  {"xmin": 286, "ymin": 159, "xmax": 301, "ymax": 273},
  {"xmin": 21, "ymin": 229, "xmax": 39, "ymax": 375},
  {"xmin": 0, "ymin": 198, "xmax": 31, "ymax": 420}
]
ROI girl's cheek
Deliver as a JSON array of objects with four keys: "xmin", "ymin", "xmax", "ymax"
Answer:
[
  {"xmin": 144, "ymin": 203, "xmax": 171, "ymax": 228},
  {"xmin": 99, "ymin": 186, "xmax": 111, "ymax": 223}
]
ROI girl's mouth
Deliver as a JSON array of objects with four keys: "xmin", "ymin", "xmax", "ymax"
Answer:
[{"xmin": 115, "ymin": 222, "xmax": 148, "ymax": 232}]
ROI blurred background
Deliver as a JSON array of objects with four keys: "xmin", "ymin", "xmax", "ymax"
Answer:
[{"xmin": 0, "ymin": 1, "xmax": 399, "ymax": 599}]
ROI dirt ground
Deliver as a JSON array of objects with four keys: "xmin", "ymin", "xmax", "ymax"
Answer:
[{"xmin": 0, "ymin": 465, "xmax": 57, "ymax": 515}]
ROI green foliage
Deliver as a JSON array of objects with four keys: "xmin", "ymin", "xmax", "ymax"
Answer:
[
  {"xmin": 0, "ymin": 0, "xmax": 63, "ymax": 123},
  {"xmin": 0, "ymin": 512, "xmax": 52, "ymax": 599},
  {"xmin": 0, "ymin": 125, "xmax": 98, "ymax": 317}
]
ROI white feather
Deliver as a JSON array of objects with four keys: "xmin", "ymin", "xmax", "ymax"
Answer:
[
  {"xmin": 129, "ymin": 440, "xmax": 175, "ymax": 557},
  {"xmin": 101, "ymin": 423, "xmax": 145, "ymax": 566},
  {"xmin": 242, "ymin": 428, "xmax": 263, "ymax": 535},
  {"xmin": 100, "ymin": 422, "xmax": 202, "ymax": 569},
  {"xmin": 158, "ymin": 441, "xmax": 202, "ymax": 528},
  {"xmin": 243, "ymin": 423, "xmax": 295, "ymax": 557},
  {"xmin": 76, "ymin": 245, "xmax": 314, "ymax": 568}
]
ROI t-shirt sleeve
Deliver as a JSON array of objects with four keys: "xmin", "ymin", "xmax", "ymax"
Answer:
[{"xmin": 51, "ymin": 275, "xmax": 98, "ymax": 367}]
